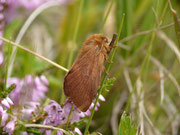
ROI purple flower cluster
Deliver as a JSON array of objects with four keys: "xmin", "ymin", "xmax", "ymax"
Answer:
[
  {"xmin": 7, "ymin": 75, "xmax": 49, "ymax": 105},
  {"xmin": 0, "ymin": 1, "xmax": 8, "ymax": 65},
  {"xmin": 5, "ymin": 0, "xmax": 71, "ymax": 23},
  {"xmin": 42, "ymin": 95, "xmax": 105, "ymax": 134},
  {"xmin": 0, "ymin": 74, "xmax": 106, "ymax": 135},
  {"xmin": 0, "ymin": 75, "xmax": 48, "ymax": 135}
]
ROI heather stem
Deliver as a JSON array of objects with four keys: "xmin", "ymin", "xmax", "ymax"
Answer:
[{"xmin": 84, "ymin": 14, "xmax": 125, "ymax": 135}]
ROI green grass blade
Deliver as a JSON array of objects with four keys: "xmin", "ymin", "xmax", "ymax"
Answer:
[{"xmin": 67, "ymin": 0, "xmax": 84, "ymax": 69}]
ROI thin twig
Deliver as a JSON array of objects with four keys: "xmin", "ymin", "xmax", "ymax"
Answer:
[{"xmin": 0, "ymin": 36, "xmax": 68, "ymax": 72}]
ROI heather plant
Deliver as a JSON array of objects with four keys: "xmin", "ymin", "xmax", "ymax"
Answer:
[{"xmin": 0, "ymin": 0, "xmax": 180, "ymax": 135}]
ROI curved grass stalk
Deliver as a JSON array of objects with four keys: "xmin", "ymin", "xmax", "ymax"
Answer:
[
  {"xmin": 157, "ymin": 31, "xmax": 180, "ymax": 65},
  {"xmin": 150, "ymin": 55, "xmax": 180, "ymax": 95},
  {"xmin": 8, "ymin": 0, "xmax": 62, "ymax": 77},
  {"xmin": 84, "ymin": 14, "xmax": 125, "ymax": 135},
  {"xmin": 120, "ymin": 21, "xmax": 180, "ymax": 43},
  {"xmin": 0, "ymin": 36, "xmax": 68, "ymax": 72}
]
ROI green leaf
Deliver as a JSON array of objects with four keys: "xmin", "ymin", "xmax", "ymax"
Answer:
[
  {"xmin": 117, "ymin": 112, "xmax": 137, "ymax": 135},
  {"xmin": 0, "ymin": 84, "xmax": 16, "ymax": 99}
]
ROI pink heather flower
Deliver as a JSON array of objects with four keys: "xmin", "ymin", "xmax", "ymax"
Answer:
[
  {"xmin": 97, "ymin": 102, "xmax": 100, "ymax": 107},
  {"xmin": 21, "ymin": 102, "xmax": 40, "ymax": 120},
  {"xmin": 83, "ymin": 94, "xmax": 106, "ymax": 116},
  {"xmin": 45, "ymin": 130, "xmax": 52, "ymax": 135},
  {"xmin": 0, "ymin": 13, "xmax": 4, "ymax": 20},
  {"xmin": 63, "ymin": 100, "xmax": 85, "ymax": 123},
  {"xmin": 99, "ymin": 94, "xmax": 105, "ymax": 102},
  {"xmin": 7, "ymin": 77, "xmax": 23, "ymax": 105},
  {"xmin": 8, "ymin": 75, "xmax": 48, "ymax": 105},
  {"xmin": 35, "ymin": 76, "xmax": 48, "ymax": 93},
  {"xmin": 43, "ymin": 95, "xmax": 106, "ymax": 130},
  {"xmin": 44, "ymin": 130, "xmax": 63, "ymax": 135},
  {"xmin": 57, "ymin": 131, "xmax": 63, "ymax": 135},
  {"xmin": 0, "ymin": 105, "xmax": 3, "ymax": 116},
  {"xmin": 43, "ymin": 127, "xmax": 82, "ymax": 135},
  {"xmin": 1, "ymin": 98, "xmax": 10, "ymax": 109},
  {"xmin": 0, "ymin": 75, "xmax": 49, "ymax": 135},
  {"xmin": 0, "ymin": 97, "xmax": 13, "ymax": 109},
  {"xmin": 42, "ymin": 99, "xmax": 90, "ymax": 134},
  {"xmin": 3, "ymin": 120, "xmax": 15, "ymax": 135},
  {"xmin": 74, "ymin": 127, "xmax": 82, "ymax": 135},
  {"xmin": 1, "ymin": 111, "xmax": 8, "ymax": 126},
  {"xmin": 0, "ymin": 5, "xmax": 3, "ymax": 11},
  {"xmin": 0, "ymin": 50, "xmax": 3, "ymax": 64},
  {"xmin": 43, "ymin": 100, "xmax": 65, "ymax": 126},
  {"xmin": 89, "ymin": 103, "xmax": 98, "ymax": 111},
  {"xmin": 0, "ymin": 2, "xmax": 5, "ymax": 65},
  {"xmin": 21, "ymin": 75, "xmax": 48, "ymax": 102},
  {"xmin": 84, "ymin": 110, "xmax": 91, "ymax": 116},
  {"xmin": 40, "ymin": 75, "xmax": 49, "ymax": 86},
  {"xmin": 6, "ymin": 97, "xmax": 14, "ymax": 105}
]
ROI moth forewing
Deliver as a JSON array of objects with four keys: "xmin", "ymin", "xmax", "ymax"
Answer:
[{"xmin": 64, "ymin": 34, "xmax": 111, "ymax": 112}]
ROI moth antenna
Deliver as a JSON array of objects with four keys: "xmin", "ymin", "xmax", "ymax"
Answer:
[{"xmin": 108, "ymin": 34, "xmax": 117, "ymax": 54}]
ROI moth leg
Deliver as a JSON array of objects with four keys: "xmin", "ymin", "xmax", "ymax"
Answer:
[
  {"xmin": 104, "ymin": 67, "xmax": 110, "ymax": 78},
  {"xmin": 109, "ymin": 45, "xmax": 117, "ymax": 49},
  {"xmin": 106, "ymin": 60, "xmax": 113, "ymax": 64}
]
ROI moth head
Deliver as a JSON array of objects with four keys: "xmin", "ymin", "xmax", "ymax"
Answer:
[{"xmin": 85, "ymin": 34, "xmax": 109, "ymax": 46}]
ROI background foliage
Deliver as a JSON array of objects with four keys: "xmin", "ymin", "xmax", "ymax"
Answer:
[{"xmin": 1, "ymin": 0, "xmax": 180, "ymax": 134}]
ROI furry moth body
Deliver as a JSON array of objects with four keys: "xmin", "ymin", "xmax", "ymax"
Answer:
[{"xmin": 64, "ymin": 34, "xmax": 114, "ymax": 112}]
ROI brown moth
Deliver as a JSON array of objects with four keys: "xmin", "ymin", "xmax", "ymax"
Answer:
[{"xmin": 64, "ymin": 34, "xmax": 116, "ymax": 112}]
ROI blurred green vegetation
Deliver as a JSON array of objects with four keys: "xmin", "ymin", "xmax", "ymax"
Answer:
[{"xmin": 2, "ymin": 0, "xmax": 180, "ymax": 134}]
